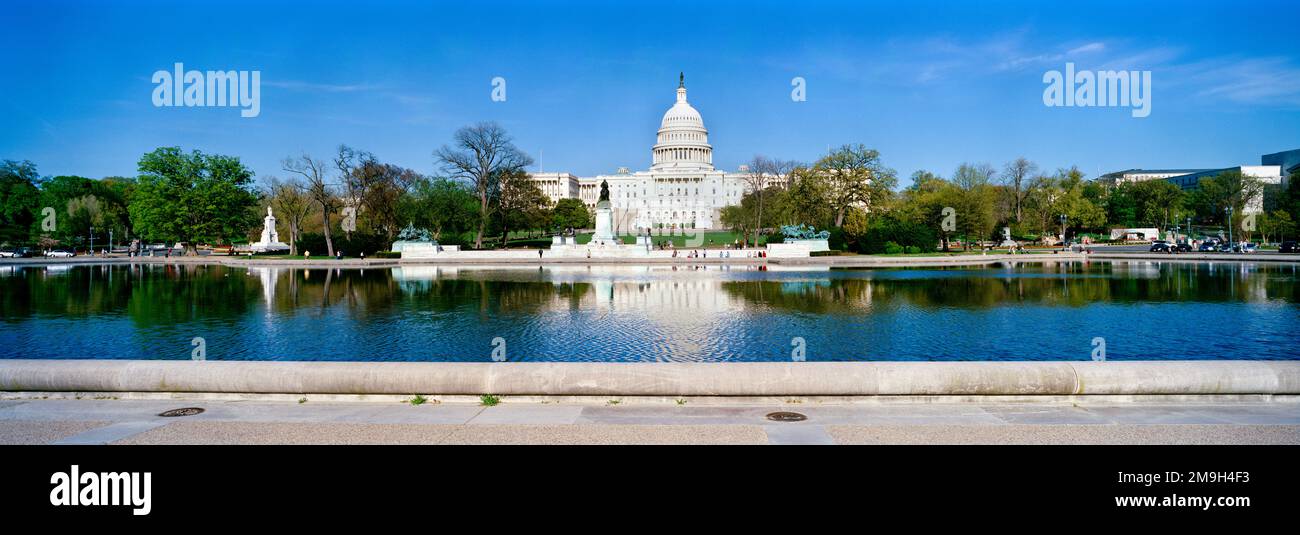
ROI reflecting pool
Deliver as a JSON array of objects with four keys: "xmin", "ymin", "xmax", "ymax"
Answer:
[{"xmin": 1, "ymin": 261, "xmax": 1297, "ymax": 361}]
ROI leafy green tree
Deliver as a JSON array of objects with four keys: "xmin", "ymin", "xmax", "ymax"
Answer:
[
  {"xmin": 783, "ymin": 165, "xmax": 833, "ymax": 228},
  {"xmin": 411, "ymin": 177, "xmax": 478, "ymax": 241},
  {"xmin": 1128, "ymin": 179, "xmax": 1185, "ymax": 231},
  {"xmin": 815, "ymin": 144, "xmax": 897, "ymax": 227},
  {"xmin": 36, "ymin": 175, "xmax": 96, "ymax": 245},
  {"xmin": 494, "ymin": 168, "xmax": 548, "ymax": 246},
  {"xmin": 896, "ymin": 170, "xmax": 960, "ymax": 250},
  {"xmin": 720, "ymin": 185, "xmax": 796, "ymax": 244},
  {"xmin": 950, "ymin": 163, "xmax": 997, "ymax": 250},
  {"xmin": 97, "ymin": 177, "xmax": 136, "ymax": 244},
  {"xmin": 1053, "ymin": 167, "xmax": 1107, "ymax": 238},
  {"xmin": 1105, "ymin": 183, "xmax": 1137, "ymax": 228},
  {"xmin": 0, "ymin": 160, "xmax": 41, "ymax": 246},
  {"xmin": 1188, "ymin": 170, "xmax": 1263, "ymax": 226},
  {"xmin": 1259, "ymin": 210, "xmax": 1296, "ymax": 243},
  {"xmin": 719, "ymin": 204, "xmax": 751, "ymax": 239},
  {"xmin": 65, "ymin": 195, "xmax": 106, "ymax": 249},
  {"xmin": 551, "ymin": 198, "xmax": 591, "ymax": 231},
  {"xmin": 129, "ymin": 147, "xmax": 258, "ymax": 254},
  {"xmin": 847, "ymin": 213, "xmax": 938, "ymax": 254}
]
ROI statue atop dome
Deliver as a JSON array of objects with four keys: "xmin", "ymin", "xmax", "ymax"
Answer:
[{"xmin": 679, "ymin": 72, "xmax": 684, "ymax": 88}]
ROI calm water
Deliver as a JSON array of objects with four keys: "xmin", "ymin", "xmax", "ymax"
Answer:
[{"xmin": 1, "ymin": 261, "xmax": 1297, "ymax": 361}]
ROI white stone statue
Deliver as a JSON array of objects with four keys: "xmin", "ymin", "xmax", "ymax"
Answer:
[
  {"xmin": 998, "ymin": 226, "xmax": 1017, "ymax": 247},
  {"xmin": 250, "ymin": 206, "xmax": 290, "ymax": 253}
]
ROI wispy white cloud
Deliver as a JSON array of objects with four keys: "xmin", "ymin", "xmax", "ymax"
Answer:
[
  {"xmin": 998, "ymin": 40, "xmax": 1108, "ymax": 71},
  {"xmin": 1177, "ymin": 56, "xmax": 1300, "ymax": 106},
  {"xmin": 763, "ymin": 29, "xmax": 1298, "ymax": 109},
  {"xmin": 1068, "ymin": 42, "xmax": 1106, "ymax": 55}
]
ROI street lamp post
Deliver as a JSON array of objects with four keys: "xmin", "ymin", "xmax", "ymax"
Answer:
[
  {"xmin": 1059, "ymin": 214, "xmax": 1068, "ymax": 251},
  {"xmin": 1226, "ymin": 205, "xmax": 1234, "ymax": 252},
  {"xmin": 89, "ymin": 226, "xmax": 94, "ymax": 255}
]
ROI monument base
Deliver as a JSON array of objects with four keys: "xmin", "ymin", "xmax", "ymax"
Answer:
[
  {"xmin": 249, "ymin": 242, "xmax": 290, "ymax": 253},
  {"xmin": 589, "ymin": 203, "xmax": 618, "ymax": 246},
  {"xmin": 401, "ymin": 242, "xmax": 460, "ymax": 259}
]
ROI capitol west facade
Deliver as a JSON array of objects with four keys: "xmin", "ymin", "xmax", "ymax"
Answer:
[{"xmin": 529, "ymin": 75, "xmax": 761, "ymax": 231}]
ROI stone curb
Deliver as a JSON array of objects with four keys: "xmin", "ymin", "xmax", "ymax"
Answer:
[{"xmin": 1, "ymin": 361, "xmax": 1296, "ymax": 396}]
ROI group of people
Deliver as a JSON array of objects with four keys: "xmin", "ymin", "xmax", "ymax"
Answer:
[{"xmin": 670, "ymin": 248, "xmax": 766, "ymax": 259}]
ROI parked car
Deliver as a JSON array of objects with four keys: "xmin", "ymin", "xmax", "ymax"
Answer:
[
  {"xmin": 45, "ymin": 249, "xmax": 75, "ymax": 258},
  {"xmin": 1198, "ymin": 242, "xmax": 1218, "ymax": 252},
  {"xmin": 1173, "ymin": 242, "xmax": 1193, "ymax": 252},
  {"xmin": 1149, "ymin": 241, "xmax": 1173, "ymax": 253},
  {"xmin": 1217, "ymin": 243, "xmax": 1235, "ymax": 253},
  {"xmin": 1241, "ymin": 243, "xmax": 1258, "ymax": 253},
  {"xmin": 1281, "ymin": 241, "xmax": 1300, "ymax": 254}
]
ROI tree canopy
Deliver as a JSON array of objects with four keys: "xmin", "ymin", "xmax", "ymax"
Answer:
[{"xmin": 129, "ymin": 147, "xmax": 258, "ymax": 252}]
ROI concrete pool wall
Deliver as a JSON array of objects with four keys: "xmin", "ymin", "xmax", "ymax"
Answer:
[{"xmin": 1, "ymin": 360, "xmax": 1297, "ymax": 397}]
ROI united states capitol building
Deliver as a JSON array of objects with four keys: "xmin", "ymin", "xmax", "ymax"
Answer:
[{"xmin": 529, "ymin": 74, "xmax": 760, "ymax": 231}]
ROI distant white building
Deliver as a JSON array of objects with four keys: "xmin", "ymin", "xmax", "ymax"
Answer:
[
  {"xmin": 529, "ymin": 74, "xmax": 757, "ymax": 231},
  {"xmin": 1099, "ymin": 169, "xmax": 1214, "ymax": 185},
  {"xmin": 1100, "ymin": 161, "xmax": 1285, "ymax": 213}
]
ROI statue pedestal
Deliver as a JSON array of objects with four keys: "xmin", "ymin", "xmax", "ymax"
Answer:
[
  {"xmin": 589, "ymin": 202, "xmax": 618, "ymax": 246},
  {"xmin": 997, "ymin": 227, "xmax": 1017, "ymax": 247}
]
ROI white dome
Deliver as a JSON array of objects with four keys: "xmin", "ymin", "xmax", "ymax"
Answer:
[
  {"xmin": 651, "ymin": 74, "xmax": 713, "ymax": 171},
  {"xmin": 661, "ymin": 99, "xmax": 704, "ymax": 128}
]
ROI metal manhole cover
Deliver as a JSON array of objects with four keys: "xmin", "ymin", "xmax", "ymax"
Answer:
[
  {"xmin": 158, "ymin": 407, "xmax": 205, "ymax": 417},
  {"xmin": 766, "ymin": 411, "xmax": 807, "ymax": 422}
]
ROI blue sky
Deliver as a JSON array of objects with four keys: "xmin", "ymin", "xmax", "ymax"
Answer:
[{"xmin": 2, "ymin": 0, "xmax": 1298, "ymax": 187}]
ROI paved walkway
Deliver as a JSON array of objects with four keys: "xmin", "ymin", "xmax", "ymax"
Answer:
[{"xmin": 2, "ymin": 399, "xmax": 1297, "ymax": 445}]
